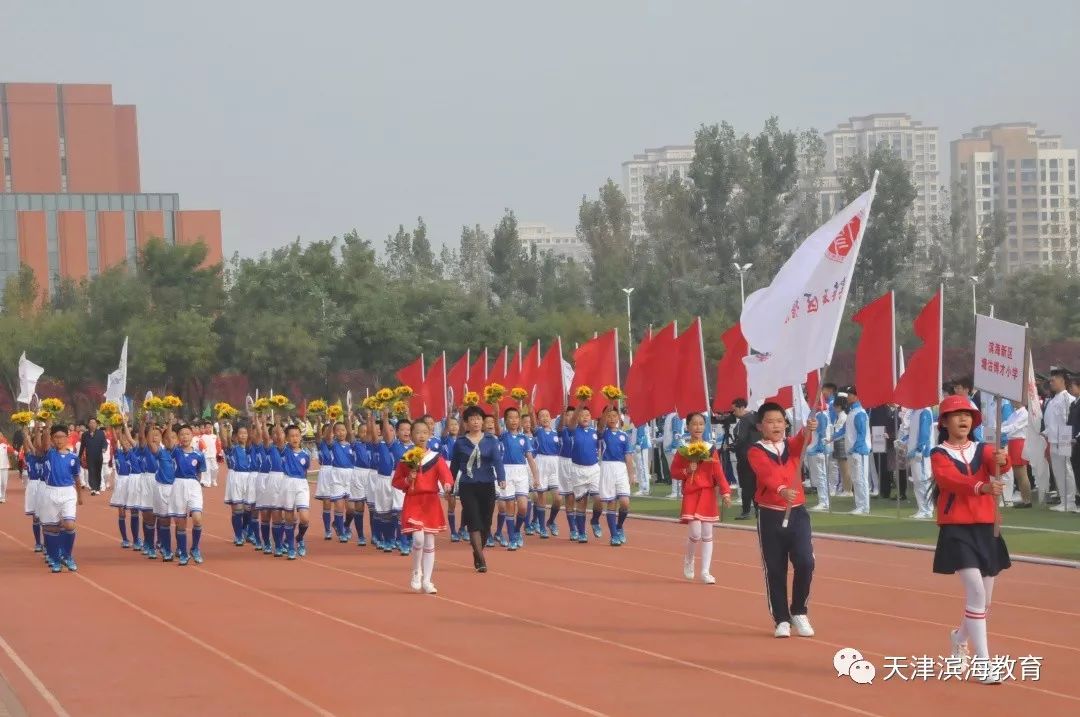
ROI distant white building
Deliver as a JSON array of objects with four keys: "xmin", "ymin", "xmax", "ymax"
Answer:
[
  {"xmin": 621, "ymin": 145, "xmax": 694, "ymax": 236},
  {"xmin": 824, "ymin": 113, "xmax": 942, "ymax": 248},
  {"xmin": 519, "ymin": 222, "xmax": 588, "ymax": 263}
]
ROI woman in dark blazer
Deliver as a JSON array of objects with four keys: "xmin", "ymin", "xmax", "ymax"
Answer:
[{"xmin": 450, "ymin": 406, "xmax": 505, "ymax": 572}]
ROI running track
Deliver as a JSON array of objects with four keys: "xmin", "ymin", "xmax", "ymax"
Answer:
[{"xmin": 0, "ymin": 481, "xmax": 1077, "ymax": 717}]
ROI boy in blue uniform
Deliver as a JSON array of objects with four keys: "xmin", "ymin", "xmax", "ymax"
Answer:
[
  {"xmin": 367, "ymin": 410, "xmax": 399, "ymax": 553},
  {"xmin": 494, "ymin": 407, "xmax": 539, "ymax": 550},
  {"xmin": 34, "ymin": 422, "xmax": 84, "ymax": 572},
  {"xmin": 566, "ymin": 404, "xmax": 600, "ymax": 543},
  {"xmin": 145, "ymin": 418, "xmax": 179, "ymax": 561},
  {"xmin": 23, "ymin": 425, "xmax": 45, "ymax": 554},
  {"xmin": 556, "ymin": 408, "xmax": 577, "ymax": 538},
  {"xmin": 383, "ymin": 413, "xmax": 415, "ymax": 555},
  {"xmin": 281, "ymin": 425, "xmax": 316, "ymax": 559},
  {"xmin": 221, "ymin": 421, "xmax": 255, "ymax": 546},
  {"xmin": 533, "ymin": 409, "xmax": 561, "ymax": 538},
  {"xmin": 170, "ymin": 424, "xmax": 207, "ymax": 566},
  {"xmin": 346, "ymin": 416, "xmax": 371, "ymax": 546},
  {"xmin": 599, "ymin": 406, "xmax": 637, "ymax": 545}
]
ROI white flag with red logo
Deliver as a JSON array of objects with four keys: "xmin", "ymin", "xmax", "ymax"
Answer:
[{"xmin": 741, "ymin": 176, "xmax": 877, "ymax": 405}]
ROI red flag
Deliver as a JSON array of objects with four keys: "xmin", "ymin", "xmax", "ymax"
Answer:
[
  {"xmin": 570, "ymin": 330, "xmax": 618, "ymax": 416},
  {"xmin": 893, "ymin": 289, "xmax": 942, "ymax": 410},
  {"xmin": 852, "ymin": 291, "xmax": 896, "ymax": 407},
  {"xmin": 806, "ymin": 369, "xmax": 821, "ymax": 410},
  {"xmin": 419, "ymin": 353, "xmax": 448, "ymax": 421},
  {"xmin": 625, "ymin": 322, "xmax": 677, "ymax": 424},
  {"xmin": 519, "ymin": 340, "xmax": 541, "ymax": 398},
  {"xmin": 499, "ymin": 347, "xmax": 523, "ymax": 412},
  {"xmin": 488, "ymin": 347, "xmax": 509, "ymax": 386},
  {"xmin": 446, "ymin": 352, "xmax": 469, "ymax": 407},
  {"xmin": 466, "ymin": 349, "xmax": 488, "ymax": 393},
  {"xmin": 712, "ymin": 323, "xmax": 749, "ymax": 411},
  {"xmin": 532, "ymin": 340, "xmax": 566, "ymax": 415},
  {"xmin": 673, "ymin": 318, "xmax": 709, "ymax": 416},
  {"xmin": 394, "ymin": 356, "xmax": 425, "ymax": 416}
]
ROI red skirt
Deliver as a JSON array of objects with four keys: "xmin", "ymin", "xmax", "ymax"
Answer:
[
  {"xmin": 401, "ymin": 492, "xmax": 448, "ymax": 534},
  {"xmin": 680, "ymin": 488, "xmax": 719, "ymax": 523},
  {"xmin": 1007, "ymin": 439, "xmax": 1027, "ymax": 467}
]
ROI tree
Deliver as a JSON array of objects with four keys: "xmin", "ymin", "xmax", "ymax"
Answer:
[
  {"xmin": 578, "ymin": 179, "xmax": 636, "ymax": 311},
  {"xmin": 488, "ymin": 210, "xmax": 525, "ymax": 307},
  {"xmin": 457, "ymin": 224, "xmax": 491, "ymax": 300},
  {"xmin": 3, "ymin": 264, "xmax": 40, "ymax": 317},
  {"xmin": 410, "ymin": 217, "xmax": 438, "ymax": 277},
  {"xmin": 382, "ymin": 225, "xmax": 413, "ymax": 280}
]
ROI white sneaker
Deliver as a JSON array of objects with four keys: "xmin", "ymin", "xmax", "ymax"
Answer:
[
  {"xmin": 683, "ymin": 558, "xmax": 695, "ymax": 581},
  {"xmin": 976, "ymin": 670, "xmax": 1003, "ymax": 685},
  {"xmin": 774, "ymin": 621, "xmax": 791, "ymax": 638},
  {"xmin": 409, "ymin": 570, "xmax": 422, "ymax": 592},
  {"xmin": 701, "ymin": 573, "xmax": 716, "ymax": 585},
  {"xmin": 791, "ymin": 614, "xmax": 815, "ymax": 637},
  {"xmin": 809, "ymin": 504, "xmax": 828, "ymax": 512},
  {"xmin": 422, "ymin": 581, "xmax": 437, "ymax": 595},
  {"xmin": 949, "ymin": 629, "xmax": 970, "ymax": 666},
  {"xmin": 848, "ymin": 508, "xmax": 870, "ymax": 516}
]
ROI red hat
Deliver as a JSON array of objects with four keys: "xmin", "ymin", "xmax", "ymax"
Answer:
[{"xmin": 938, "ymin": 395, "xmax": 982, "ymax": 428}]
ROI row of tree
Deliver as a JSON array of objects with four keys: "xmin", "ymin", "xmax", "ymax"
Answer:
[{"xmin": 3, "ymin": 116, "xmax": 1076, "ymax": 418}]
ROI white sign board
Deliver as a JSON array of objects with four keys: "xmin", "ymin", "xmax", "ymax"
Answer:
[
  {"xmin": 871, "ymin": 426, "xmax": 887, "ymax": 454},
  {"xmin": 973, "ymin": 314, "xmax": 1027, "ymax": 404}
]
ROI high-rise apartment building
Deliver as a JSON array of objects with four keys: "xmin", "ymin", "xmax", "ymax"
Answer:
[
  {"xmin": 0, "ymin": 83, "xmax": 222, "ymax": 299},
  {"xmin": 621, "ymin": 145, "xmax": 694, "ymax": 235},
  {"xmin": 824, "ymin": 113, "xmax": 941, "ymax": 247},
  {"xmin": 951, "ymin": 123, "xmax": 1078, "ymax": 272}
]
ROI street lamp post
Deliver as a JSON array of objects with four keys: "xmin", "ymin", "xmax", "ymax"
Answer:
[
  {"xmin": 622, "ymin": 287, "xmax": 635, "ymax": 364},
  {"xmin": 732, "ymin": 262, "xmax": 753, "ymax": 306},
  {"xmin": 969, "ymin": 276, "xmax": 979, "ymax": 317}
]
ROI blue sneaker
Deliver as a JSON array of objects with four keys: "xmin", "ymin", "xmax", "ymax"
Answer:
[
  {"xmin": 507, "ymin": 539, "xmax": 518, "ymax": 551},
  {"xmin": 569, "ymin": 530, "xmax": 579, "ymax": 542},
  {"xmin": 497, "ymin": 535, "xmax": 509, "ymax": 548},
  {"xmin": 234, "ymin": 537, "xmax": 245, "ymax": 546},
  {"xmin": 485, "ymin": 536, "xmax": 495, "ymax": 548},
  {"xmin": 191, "ymin": 548, "xmax": 204, "ymax": 565},
  {"xmin": 297, "ymin": 541, "xmax": 307, "ymax": 557},
  {"xmin": 592, "ymin": 524, "xmax": 602, "ymax": 539},
  {"xmin": 33, "ymin": 543, "xmax": 43, "ymax": 553},
  {"xmin": 147, "ymin": 547, "xmax": 158, "ymax": 559},
  {"xmin": 121, "ymin": 539, "xmax": 131, "ymax": 549},
  {"xmin": 356, "ymin": 536, "xmax": 367, "ymax": 546},
  {"xmin": 162, "ymin": 551, "xmax": 174, "ymax": 562},
  {"xmin": 287, "ymin": 548, "xmax": 297, "ymax": 560},
  {"xmin": 324, "ymin": 530, "xmax": 333, "ymax": 540},
  {"xmin": 548, "ymin": 523, "xmax": 559, "ymax": 537},
  {"xmin": 50, "ymin": 561, "xmax": 62, "ymax": 573},
  {"xmin": 399, "ymin": 545, "xmax": 411, "ymax": 557},
  {"xmin": 178, "ymin": 553, "xmax": 190, "ymax": 566},
  {"xmin": 577, "ymin": 532, "xmax": 589, "ymax": 543},
  {"xmin": 538, "ymin": 526, "xmax": 549, "ymax": 539},
  {"xmin": 610, "ymin": 536, "xmax": 620, "ymax": 547},
  {"xmin": 262, "ymin": 544, "xmax": 273, "ymax": 555},
  {"xmin": 525, "ymin": 524, "xmax": 535, "ymax": 536},
  {"xmin": 382, "ymin": 541, "xmax": 394, "ymax": 553},
  {"xmin": 275, "ymin": 546, "xmax": 286, "ymax": 557},
  {"xmin": 133, "ymin": 540, "xmax": 144, "ymax": 551},
  {"xmin": 617, "ymin": 529, "xmax": 627, "ymax": 544},
  {"xmin": 339, "ymin": 534, "xmax": 350, "ymax": 543},
  {"xmin": 450, "ymin": 531, "xmax": 461, "ymax": 543}
]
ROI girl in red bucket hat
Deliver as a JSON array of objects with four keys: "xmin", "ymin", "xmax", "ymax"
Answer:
[{"xmin": 929, "ymin": 394, "xmax": 1011, "ymax": 685}]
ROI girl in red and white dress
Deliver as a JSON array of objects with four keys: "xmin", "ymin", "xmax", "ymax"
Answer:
[
  {"xmin": 391, "ymin": 421, "xmax": 454, "ymax": 594},
  {"xmin": 669, "ymin": 412, "xmax": 731, "ymax": 584},
  {"xmin": 930, "ymin": 395, "xmax": 1011, "ymax": 685}
]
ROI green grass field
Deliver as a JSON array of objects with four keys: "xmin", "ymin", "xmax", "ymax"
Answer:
[{"xmin": 630, "ymin": 484, "xmax": 1080, "ymax": 562}]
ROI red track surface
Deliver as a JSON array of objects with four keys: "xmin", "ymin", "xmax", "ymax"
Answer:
[{"xmin": 1, "ymin": 480, "xmax": 1077, "ymax": 717}]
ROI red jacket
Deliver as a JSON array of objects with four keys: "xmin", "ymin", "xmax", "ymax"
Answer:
[
  {"xmin": 670, "ymin": 449, "xmax": 731, "ymax": 496},
  {"xmin": 930, "ymin": 443, "xmax": 1010, "ymax": 525},
  {"xmin": 747, "ymin": 433, "xmax": 807, "ymax": 511},
  {"xmin": 391, "ymin": 454, "xmax": 454, "ymax": 495}
]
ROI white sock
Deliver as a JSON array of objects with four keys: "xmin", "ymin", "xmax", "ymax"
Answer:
[
  {"xmin": 422, "ymin": 533, "xmax": 436, "ymax": 581},
  {"xmin": 685, "ymin": 521, "xmax": 701, "ymax": 562},
  {"xmin": 700, "ymin": 522, "xmax": 714, "ymax": 575},
  {"xmin": 958, "ymin": 568, "xmax": 989, "ymax": 657},
  {"xmin": 411, "ymin": 533, "xmax": 423, "ymax": 575}
]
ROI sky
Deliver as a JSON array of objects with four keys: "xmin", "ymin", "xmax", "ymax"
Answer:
[{"xmin": 4, "ymin": 0, "xmax": 1078, "ymax": 258}]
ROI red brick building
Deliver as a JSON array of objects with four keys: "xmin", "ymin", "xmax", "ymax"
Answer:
[{"xmin": 0, "ymin": 82, "xmax": 222, "ymax": 299}]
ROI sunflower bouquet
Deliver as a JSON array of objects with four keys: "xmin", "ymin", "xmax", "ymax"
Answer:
[
  {"xmin": 216, "ymin": 403, "xmax": 239, "ymax": 420},
  {"xmin": 41, "ymin": 398, "xmax": 65, "ymax": 414},
  {"xmin": 462, "ymin": 391, "xmax": 480, "ymax": 407},
  {"xmin": 269, "ymin": 394, "xmax": 293, "ymax": 411},
  {"xmin": 483, "ymin": 383, "xmax": 505, "ymax": 405},
  {"xmin": 510, "ymin": 387, "xmax": 529, "ymax": 403},
  {"xmin": 575, "ymin": 385, "xmax": 593, "ymax": 402},
  {"xmin": 143, "ymin": 396, "xmax": 165, "ymax": 416},
  {"xmin": 253, "ymin": 397, "xmax": 272, "ymax": 413},
  {"xmin": 401, "ymin": 446, "xmax": 426, "ymax": 469},
  {"xmin": 394, "ymin": 385, "xmax": 414, "ymax": 399},
  {"xmin": 98, "ymin": 401, "xmax": 120, "ymax": 418},
  {"xmin": 162, "ymin": 395, "xmax": 183, "ymax": 411},
  {"xmin": 307, "ymin": 398, "xmax": 328, "ymax": 416},
  {"xmin": 10, "ymin": 411, "xmax": 33, "ymax": 427},
  {"xmin": 36, "ymin": 410, "xmax": 56, "ymax": 422},
  {"xmin": 391, "ymin": 400, "xmax": 409, "ymax": 419},
  {"xmin": 327, "ymin": 403, "xmax": 344, "ymax": 421},
  {"xmin": 375, "ymin": 388, "xmax": 395, "ymax": 406},
  {"xmin": 678, "ymin": 441, "xmax": 713, "ymax": 464},
  {"xmin": 361, "ymin": 395, "xmax": 380, "ymax": 411},
  {"xmin": 108, "ymin": 413, "xmax": 126, "ymax": 428},
  {"xmin": 601, "ymin": 385, "xmax": 625, "ymax": 402}
]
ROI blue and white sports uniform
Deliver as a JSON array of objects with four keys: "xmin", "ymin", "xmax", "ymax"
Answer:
[
  {"xmin": 24, "ymin": 454, "xmax": 44, "ymax": 516},
  {"xmin": 280, "ymin": 446, "xmax": 312, "ymax": 512},
  {"xmin": 599, "ymin": 428, "xmax": 632, "ymax": 502},
  {"xmin": 350, "ymin": 439, "xmax": 372, "ymax": 504},
  {"xmin": 570, "ymin": 424, "xmax": 601, "ymax": 499},
  {"xmin": 533, "ymin": 427, "xmax": 561, "ymax": 492},
  {"xmin": 498, "ymin": 431, "xmax": 533, "ymax": 499},
  {"xmin": 388, "ymin": 439, "xmax": 413, "ymax": 511},
  {"xmin": 369, "ymin": 441, "xmax": 397, "ymax": 514},
  {"xmin": 133, "ymin": 446, "xmax": 157, "ymax": 513},
  {"xmin": 224, "ymin": 442, "xmax": 254, "ymax": 506},
  {"xmin": 323, "ymin": 441, "xmax": 352, "ymax": 501},
  {"xmin": 314, "ymin": 441, "xmax": 336, "ymax": 501},
  {"xmin": 252, "ymin": 444, "xmax": 274, "ymax": 510},
  {"xmin": 557, "ymin": 424, "xmax": 575, "ymax": 497},
  {"xmin": 264, "ymin": 444, "xmax": 287, "ymax": 510},
  {"xmin": 109, "ymin": 447, "xmax": 132, "ymax": 509},
  {"xmin": 169, "ymin": 446, "xmax": 206, "ymax": 517},
  {"xmin": 151, "ymin": 446, "xmax": 178, "ymax": 518},
  {"xmin": 37, "ymin": 448, "xmax": 80, "ymax": 526}
]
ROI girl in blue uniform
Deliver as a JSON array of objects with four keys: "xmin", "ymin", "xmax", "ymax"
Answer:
[
  {"xmin": 598, "ymin": 406, "xmax": 637, "ymax": 546},
  {"xmin": 532, "ymin": 408, "xmax": 562, "ymax": 538},
  {"xmin": 221, "ymin": 421, "xmax": 254, "ymax": 546}
]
